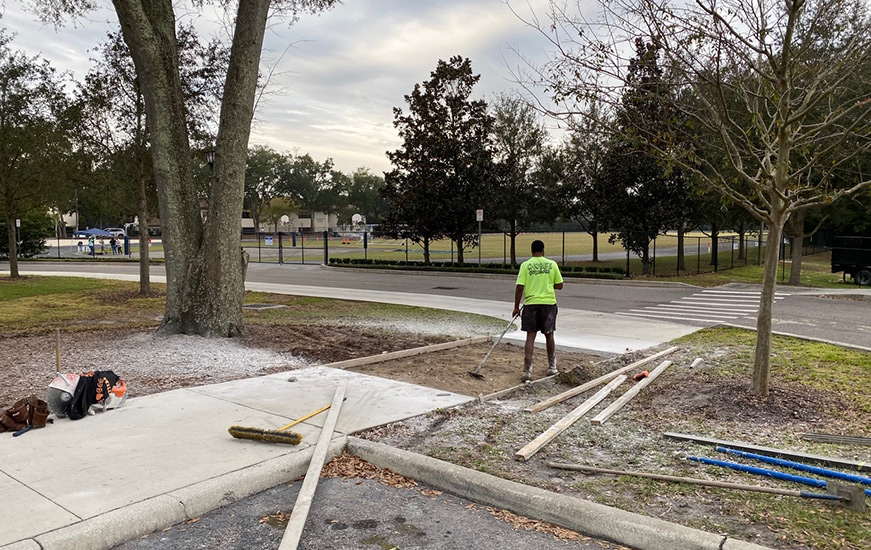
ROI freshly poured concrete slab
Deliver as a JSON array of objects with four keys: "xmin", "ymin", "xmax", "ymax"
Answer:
[
  {"xmin": 0, "ymin": 472, "xmax": 80, "ymax": 546},
  {"xmin": 192, "ymin": 366, "xmax": 473, "ymax": 434},
  {"xmin": 0, "ymin": 389, "xmax": 317, "ymax": 520}
]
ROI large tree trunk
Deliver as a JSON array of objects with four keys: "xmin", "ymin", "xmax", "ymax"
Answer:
[
  {"xmin": 641, "ymin": 243, "xmax": 650, "ymax": 275},
  {"xmin": 5, "ymin": 211, "xmax": 18, "ymax": 278},
  {"xmin": 114, "ymin": 0, "xmax": 268, "ymax": 337},
  {"xmin": 455, "ymin": 236, "xmax": 465, "ymax": 264}
]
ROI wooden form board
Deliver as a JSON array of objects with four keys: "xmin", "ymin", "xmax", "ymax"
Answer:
[
  {"xmin": 279, "ymin": 383, "xmax": 347, "ymax": 550},
  {"xmin": 525, "ymin": 346, "xmax": 678, "ymax": 413},
  {"xmin": 590, "ymin": 360, "xmax": 672, "ymax": 425},
  {"xmin": 327, "ymin": 336, "xmax": 490, "ymax": 370},
  {"xmin": 801, "ymin": 433, "xmax": 871, "ymax": 447},
  {"xmin": 664, "ymin": 431, "xmax": 871, "ymax": 473},
  {"xmin": 515, "ymin": 375, "xmax": 627, "ymax": 461}
]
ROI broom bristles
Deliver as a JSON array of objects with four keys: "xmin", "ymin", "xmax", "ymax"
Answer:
[{"xmin": 228, "ymin": 425, "xmax": 302, "ymax": 445}]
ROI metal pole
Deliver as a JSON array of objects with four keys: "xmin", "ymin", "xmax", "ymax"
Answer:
[
  {"xmin": 478, "ymin": 221, "xmax": 482, "ymax": 266},
  {"xmin": 652, "ymin": 236, "xmax": 656, "ymax": 277},
  {"xmin": 562, "ymin": 231, "xmax": 565, "ymax": 267},
  {"xmin": 405, "ymin": 237, "xmax": 408, "ymax": 262},
  {"xmin": 697, "ymin": 237, "xmax": 701, "ymax": 274},
  {"xmin": 323, "ymin": 231, "xmax": 328, "ymax": 265},
  {"xmin": 258, "ymin": 232, "xmax": 262, "ymax": 263},
  {"xmin": 626, "ymin": 247, "xmax": 630, "ymax": 278},
  {"xmin": 503, "ymin": 232, "xmax": 506, "ymax": 265}
]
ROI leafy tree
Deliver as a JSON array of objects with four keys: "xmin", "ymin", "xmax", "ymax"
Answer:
[
  {"xmin": 0, "ymin": 209, "xmax": 52, "ymax": 259},
  {"xmin": 245, "ymin": 145, "xmax": 286, "ymax": 234},
  {"xmin": 33, "ymin": 0, "xmax": 338, "ymax": 337},
  {"xmin": 560, "ymin": 120, "xmax": 611, "ymax": 262},
  {"xmin": 334, "ymin": 168, "xmax": 388, "ymax": 226},
  {"xmin": 599, "ymin": 39, "xmax": 686, "ymax": 275},
  {"xmin": 385, "ymin": 56, "xmax": 495, "ymax": 263},
  {"xmin": 0, "ymin": 37, "xmax": 75, "ymax": 277},
  {"xmin": 528, "ymin": 0, "xmax": 871, "ymax": 396},
  {"xmin": 489, "ymin": 94, "xmax": 549, "ymax": 264},
  {"xmin": 279, "ymin": 153, "xmax": 334, "ymax": 233}
]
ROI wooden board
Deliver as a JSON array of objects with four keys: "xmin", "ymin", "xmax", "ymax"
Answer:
[
  {"xmin": 279, "ymin": 383, "xmax": 347, "ymax": 550},
  {"xmin": 590, "ymin": 360, "xmax": 672, "ymax": 425},
  {"xmin": 664, "ymin": 432, "xmax": 871, "ymax": 473},
  {"xmin": 515, "ymin": 375, "xmax": 627, "ymax": 461},
  {"xmin": 802, "ymin": 433, "xmax": 871, "ymax": 447},
  {"xmin": 525, "ymin": 346, "xmax": 678, "ymax": 413},
  {"xmin": 327, "ymin": 336, "xmax": 490, "ymax": 370}
]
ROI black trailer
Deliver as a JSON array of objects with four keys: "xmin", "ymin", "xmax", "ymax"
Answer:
[{"xmin": 831, "ymin": 236, "xmax": 871, "ymax": 286}]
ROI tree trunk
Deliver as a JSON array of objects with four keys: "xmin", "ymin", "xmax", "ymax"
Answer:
[
  {"xmin": 641, "ymin": 243, "xmax": 650, "ymax": 275},
  {"xmin": 455, "ymin": 236, "xmax": 465, "ymax": 264},
  {"xmin": 788, "ymin": 209, "xmax": 805, "ymax": 285},
  {"xmin": 589, "ymin": 220, "xmax": 599, "ymax": 262},
  {"xmin": 676, "ymin": 224, "xmax": 685, "ymax": 271},
  {"xmin": 752, "ymin": 215, "xmax": 785, "ymax": 397},
  {"xmin": 710, "ymin": 222, "xmax": 719, "ymax": 270},
  {"xmin": 137, "ymin": 176, "xmax": 150, "ymax": 295},
  {"xmin": 5, "ymin": 211, "xmax": 19, "ymax": 278},
  {"xmin": 422, "ymin": 238, "xmax": 430, "ymax": 263},
  {"xmin": 115, "ymin": 0, "xmax": 269, "ymax": 337},
  {"xmin": 509, "ymin": 219, "xmax": 518, "ymax": 265}
]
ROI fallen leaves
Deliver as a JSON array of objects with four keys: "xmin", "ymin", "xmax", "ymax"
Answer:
[
  {"xmin": 321, "ymin": 451, "xmax": 418, "ymax": 489},
  {"xmin": 485, "ymin": 507, "xmax": 588, "ymax": 542}
]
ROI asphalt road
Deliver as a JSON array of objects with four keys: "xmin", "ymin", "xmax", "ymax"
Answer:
[
  {"xmin": 112, "ymin": 476, "xmax": 626, "ymax": 550},
  {"xmin": 6, "ymin": 260, "xmax": 870, "ymax": 351}
]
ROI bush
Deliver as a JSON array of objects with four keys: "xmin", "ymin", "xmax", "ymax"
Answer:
[{"xmin": 0, "ymin": 210, "xmax": 52, "ymax": 259}]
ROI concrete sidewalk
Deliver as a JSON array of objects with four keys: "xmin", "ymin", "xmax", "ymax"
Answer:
[
  {"xmin": 0, "ymin": 368, "xmax": 471, "ymax": 549},
  {"xmin": 16, "ymin": 270, "xmax": 700, "ymax": 356}
]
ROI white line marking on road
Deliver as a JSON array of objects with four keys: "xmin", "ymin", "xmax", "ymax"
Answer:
[
  {"xmin": 616, "ymin": 312, "xmax": 719, "ymax": 323},
  {"xmin": 632, "ymin": 308, "xmax": 740, "ymax": 319},
  {"xmin": 658, "ymin": 303, "xmax": 758, "ymax": 312}
]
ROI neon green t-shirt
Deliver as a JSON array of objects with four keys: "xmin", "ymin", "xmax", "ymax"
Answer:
[{"xmin": 516, "ymin": 256, "xmax": 563, "ymax": 305}]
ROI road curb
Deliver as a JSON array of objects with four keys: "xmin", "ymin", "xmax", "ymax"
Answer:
[
  {"xmin": 2, "ymin": 437, "xmax": 347, "ymax": 550},
  {"xmin": 347, "ymin": 437, "xmax": 774, "ymax": 550}
]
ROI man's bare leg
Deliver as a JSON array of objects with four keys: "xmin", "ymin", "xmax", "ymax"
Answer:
[{"xmin": 522, "ymin": 331, "xmax": 537, "ymax": 381}]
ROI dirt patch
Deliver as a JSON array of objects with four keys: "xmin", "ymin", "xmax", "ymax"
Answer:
[{"xmin": 345, "ymin": 342, "xmax": 602, "ymax": 396}]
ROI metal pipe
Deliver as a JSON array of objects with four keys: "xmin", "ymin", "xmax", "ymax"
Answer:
[
  {"xmin": 548, "ymin": 462, "xmax": 840, "ymax": 502},
  {"xmin": 717, "ymin": 446, "xmax": 871, "ymax": 487},
  {"xmin": 688, "ymin": 456, "xmax": 871, "ymax": 497}
]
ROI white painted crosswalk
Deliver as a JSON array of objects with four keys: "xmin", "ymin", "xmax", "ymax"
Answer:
[{"xmin": 615, "ymin": 289, "xmax": 789, "ymax": 325}]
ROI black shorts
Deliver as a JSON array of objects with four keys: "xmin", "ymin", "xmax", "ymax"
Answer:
[{"xmin": 521, "ymin": 304, "xmax": 558, "ymax": 334}]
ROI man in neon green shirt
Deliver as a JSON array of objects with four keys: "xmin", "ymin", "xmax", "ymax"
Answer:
[{"xmin": 513, "ymin": 240, "xmax": 563, "ymax": 382}]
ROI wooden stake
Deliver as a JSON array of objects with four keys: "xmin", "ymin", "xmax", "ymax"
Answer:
[
  {"xmin": 516, "ymin": 375, "xmax": 627, "ymax": 461},
  {"xmin": 590, "ymin": 360, "xmax": 672, "ymax": 425},
  {"xmin": 56, "ymin": 329, "xmax": 61, "ymax": 373},
  {"xmin": 328, "ymin": 336, "xmax": 490, "ymax": 370},
  {"xmin": 525, "ymin": 346, "xmax": 678, "ymax": 413},
  {"xmin": 279, "ymin": 383, "xmax": 347, "ymax": 550}
]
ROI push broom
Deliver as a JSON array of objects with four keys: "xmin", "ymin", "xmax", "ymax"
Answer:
[{"xmin": 228, "ymin": 403, "xmax": 333, "ymax": 445}]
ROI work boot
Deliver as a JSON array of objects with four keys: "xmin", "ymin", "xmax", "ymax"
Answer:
[
  {"xmin": 521, "ymin": 364, "xmax": 532, "ymax": 383},
  {"xmin": 546, "ymin": 357, "xmax": 558, "ymax": 376}
]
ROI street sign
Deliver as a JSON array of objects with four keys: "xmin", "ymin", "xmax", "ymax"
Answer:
[
  {"xmin": 15, "ymin": 219, "xmax": 20, "ymax": 227},
  {"xmin": 476, "ymin": 209, "xmax": 483, "ymax": 222}
]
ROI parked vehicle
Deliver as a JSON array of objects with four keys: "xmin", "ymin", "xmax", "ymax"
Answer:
[
  {"xmin": 831, "ymin": 236, "xmax": 871, "ymax": 286},
  {"xmin": 104, "ymin": 227, "xmax": 126, "ymax": 238}
]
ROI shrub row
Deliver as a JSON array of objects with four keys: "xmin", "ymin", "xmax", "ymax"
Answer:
[{"xmin": 327, "ymin": 257, "xmax": 623, "ymax": 277}]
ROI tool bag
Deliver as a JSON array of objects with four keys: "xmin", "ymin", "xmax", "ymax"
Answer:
[
  {"xmin": 68, "ymin": 370, "xmax": 125, "ymax": 420},
  {"xmin": 0, "ymin": 395, "xmax": 50, "ymax": 433}
]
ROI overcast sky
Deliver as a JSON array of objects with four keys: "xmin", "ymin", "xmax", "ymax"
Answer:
[{"xmin": 3, "ymin": 0, "xmax": 560, "ymax": 174}]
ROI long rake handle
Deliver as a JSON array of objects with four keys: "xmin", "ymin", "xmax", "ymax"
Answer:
[{"xmin": 472, "ymin": 311, "xmax": 520, "ymax": 374}]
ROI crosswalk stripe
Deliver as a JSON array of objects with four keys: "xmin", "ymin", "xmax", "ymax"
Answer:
[
  {"xmin": 677, "ymin": 300, "xmax": 762, "ymax": 307},
  {"xmin": 700, "ymin": 290, "xmax": 791, "ymax": 296},
  {"xmin": 616, "ymin": 312, "xmax": 721, "ymax": 323},
  {"xmin": 631, "ymin": 308, "xmax": 740, "ymax": 319},
  {"xmin": 654, "ymin": 305, "xmax": 754, "ymax": 314}
]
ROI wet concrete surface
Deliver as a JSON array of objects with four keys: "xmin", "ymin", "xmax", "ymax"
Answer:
[{"xmin": 113, "ymin": 476, "xmax": 629, "ymax": 550}]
